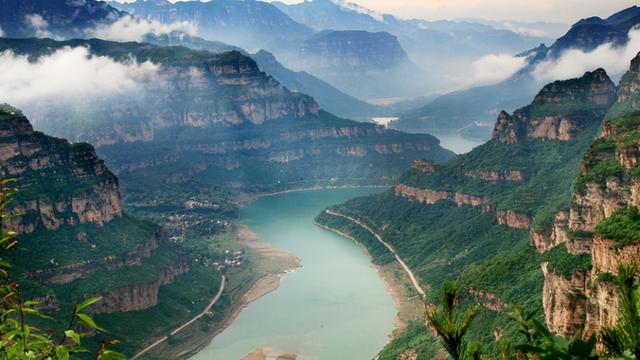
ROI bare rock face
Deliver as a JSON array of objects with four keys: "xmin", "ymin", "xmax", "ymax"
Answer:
[
  {"xmin": 569, "ymin": 180, "xmax": 629, "ymax": 234},
  {"xmin": 531, "ymin": 211, "xmax": 575, "ymax": 253},
  {"xmin": 464, "ymin": 170, "xmax": 524, "ymax": 182},
  {"xmin": 495, "ymin": 210, "xmax": 530, "ymax": 229},
  {"xmin": 91, "ymin": 258, "xmax": 190, "ymax": 314},
  {"xmin": 541, "ymin": 263, "xmax": 589, "ymax": 338},
  {"xmin": 394, "ymin": 184, "xmax": 450, "ymax": 205},
  {"xmin": 537, "ymin": 60, "xmax": 640, "ymax": 340},
  {"xmin": 0, "ymin": 110, "xmax": 122, "ymax": 234},
  {"xmin": 410, "ymin": 160, "xmax": 435, "ymax": 173},
  {"xmin": 492, "ymin": 69, "xmax": 616, "ymax": 144}
]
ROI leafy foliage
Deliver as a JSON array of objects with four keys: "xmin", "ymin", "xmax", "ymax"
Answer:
[
  {"xmin": 541, "ymin": 243, "xmax": 592, "ymax": 278},
  {"xmin": 426, "ymin": 282, "xmax": 479, "ymax": 360},
  {"xmin": 597, "ymin": 207, "xmax": 640, "ymax": 247},
  {"xmin": 600, "ymin": 264, "xmax": 640, "ymax": 359}
]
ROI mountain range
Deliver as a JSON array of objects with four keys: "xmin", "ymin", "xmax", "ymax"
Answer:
[
  {"xmin": 392, "ymin": 5, "xmax": 640, "ymax": 140},
  {"xmin": 317, "ymin": 52, "xmax": 640, "ymax": 357}
]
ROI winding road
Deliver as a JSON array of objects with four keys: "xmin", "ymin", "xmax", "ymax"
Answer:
[
  {"xmin": 131, "ymin": 275, "xmax": 226, "ymax": 360},
  {"xmin": 324, "ymin": 210, "xmax": 425, "ymax": 297}
]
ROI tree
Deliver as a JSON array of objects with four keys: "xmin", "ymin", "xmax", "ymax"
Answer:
[
  {"xmin": 601, "ymin": 264, "xmax": 640, "ymax": 359},
  {"xmin": 426, "ymin": 282, "xmax": 479, "ymax": 360},
  {"xmin": 0, "ymin": 179, "xmax": 124, "ymax": 359}
]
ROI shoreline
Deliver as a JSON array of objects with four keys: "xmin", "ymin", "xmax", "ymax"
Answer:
[
  {"xmin": 153, "ymin": 225, "xmax": 301, "ymax": 360},
  {"xmin": 234, "ymin": 184, "xmax": 390, "ymax": 207},
  {"xmin": 154, "ymin": 188, "xmax": 399, "ymax": 359},
  {"xmin": 313, "ymin": 221, "xmax": 423, "ymax": 331}
]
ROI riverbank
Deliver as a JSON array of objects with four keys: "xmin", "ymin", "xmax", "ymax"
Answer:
[
  {"xmin": 234, "ymin": 184, "xmax": 390, "ymax": 207},
  {"xmin": 134, "ymin": 225, "xmax": 301, "ymax": 359},
  {"xmin": 314, "ymin": 221, "xmax": 423, "ymax": 330},
  {"xmin": 236, "ymin": 225, "xmax": 301, "ymax": 305}
]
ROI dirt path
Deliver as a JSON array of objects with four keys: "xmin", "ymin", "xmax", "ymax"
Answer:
[
  {"xmin": 131, "ymin": 275, "xmax": 226, "ymax": 360},
  {"xmin": 324, "ymin": 210, "xmax": 425, "ymax": 297}
]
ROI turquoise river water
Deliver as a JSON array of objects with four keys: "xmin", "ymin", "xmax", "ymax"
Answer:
[{"xmin": 190, "ymin": 188, "xmax": 396, "ymax": 360}]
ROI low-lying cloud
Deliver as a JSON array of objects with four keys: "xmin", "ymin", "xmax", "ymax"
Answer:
[
  {"xmin": 533, "ymin": 27, "xmax": 640, "ymax": 81},
  {"xmin": 88, "ymin": 15, "xmax": 197, "ymax": 42},
  {"xmin": 0, "ymin": 46, "xmax": 160, "ymax": 106},
  {"xmin": 469, "ymin": 53, "xmax": 528, "ymax": 86}
]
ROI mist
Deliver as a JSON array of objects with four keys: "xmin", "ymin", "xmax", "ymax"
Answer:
[
  {"xmin": 0, "ymin": 46, "xmax": 159, "ymax": 106},
  {"xmin": 533, "ymin": 27, "xmax": 640, "ymax": 81},
  {"xmin": 87, "ymin": 15, "xmax": 197, "ymax": 42},
  {"xmin": 469, "ymin": 53, "xmax": 527, "ymax": 86}
]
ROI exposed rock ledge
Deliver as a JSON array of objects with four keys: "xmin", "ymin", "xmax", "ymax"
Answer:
[
  {"xmin": 464, "ymin": 170, "xmax": 524, "ymax": 182},
  {"xmin": 394, "ymin": 184, "xmax": 530, "ymax": 229},
  {"xmin": 91, "ymin": 258, "xmax": 190, "ymax": 314},
  {"xmin": 495, "ymin": 210, "xmax": 530, "ymax": 229}
]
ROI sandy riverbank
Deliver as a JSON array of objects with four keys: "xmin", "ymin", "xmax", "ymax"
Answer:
[
  {"xmin": 151, "ymin": 225, "xmax": 301, "ymax": 360},
  {"xmin": 236, "ymin": 225, "xmax": 301, "ymax": 305}
]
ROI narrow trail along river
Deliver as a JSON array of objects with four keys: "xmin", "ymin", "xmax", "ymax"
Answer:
[{"xmin": 190, "ymin": 188, "xmax": 396, "ymax": 360}]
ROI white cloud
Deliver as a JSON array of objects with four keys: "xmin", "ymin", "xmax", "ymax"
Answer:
[
  {"xmin": 533, "ymin": 27, "xmax": 640, "ymax": 82},
  {"xmin": 469, "ymin": 53, "xmax": 527, "ymax": 86},
  {"xmin": 87, "ymin": 15, "xmax": 197, "ymax": 42},
  {"xmin": 0, "ymin": 46, "xmax": 160, "ymax": 105},
  {"xmin": 25, "ymin": 14, "xmax": 54, "ymax": 38}
]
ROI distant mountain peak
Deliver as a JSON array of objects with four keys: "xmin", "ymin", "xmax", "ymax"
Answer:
[
  {"xmin": 327, "ymin": 0, "xmax": 385, "ymax": 22},
  {"xmin": 492, "ymin": 69, "xmax": 616, "ymax": 144}
]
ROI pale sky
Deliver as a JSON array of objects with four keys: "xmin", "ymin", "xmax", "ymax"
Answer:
[
  {"xmin": 271, "ymin": 0, "xmax": 639, "ymax": 24},
  {"xmin": 135, "ymin": 0, "xmax": 640, "ymax": 24}
]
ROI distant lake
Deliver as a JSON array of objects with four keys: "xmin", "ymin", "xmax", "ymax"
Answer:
[
  {"xmin": 191, "ymin": 188, "xmax": 395, "ymax": 360},
  {"xmin": 431, "ymin": 132, "xmax": 486, "ymax": 154}
]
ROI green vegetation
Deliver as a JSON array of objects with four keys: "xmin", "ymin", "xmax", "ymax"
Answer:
[
  {"xmin": 541, "ymin": 243, "xmax": 591, "ymax": 278},
  {"xmin": 0, "ymin": 180, "xmax": 124, "ymax": 359},
  {"xmin": 575, "ymin": 157, "xmax": 624, "ymax": 194},
  {"xmin": 94, "ymin": 264, "xmax": 222, "ymax": 356},
  {"xmin": 424, "ymin": 265, "xmax": 640, "ymax": 360},
  {"xmin": 425, "ymin": 282, "xmax": 478, "ymax": 360},
  {"xmin": 596, "ymin": 207, "xmax": 640, "ymax": 247}
]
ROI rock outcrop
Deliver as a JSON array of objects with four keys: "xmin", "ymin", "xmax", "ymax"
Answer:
[
  {"xmin": 537, "ymin": 57, "xmax": 640, "ymax": 339},
  {"xmin": 0, "ymin": 108, "xmax": 122, "ymax": 234},
  {"xmin": 91, "ymin": 258, "xmax": 190, "ymax": 314},
  {"xmin": 464, "ymin": 170, "xmax": 524, "ymax": 182},
  {"xmin": 495, "ymin": 210, "xmax": 531, "ymax": 229},
  {"xmin": 492, "ymin": 69, "xmax": 616, "ymax": 144}
]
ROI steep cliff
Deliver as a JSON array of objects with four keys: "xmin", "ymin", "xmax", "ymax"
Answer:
[
  {"xmin": 315, "ymin": 69, "xmax": 616, "ymax": 358},
  {"xmin": 0, "ymin": 38, "xmax": 454, "ymax": 197},
  {"xmin": 492, "ymin": 69, "xmax": 616, "ymax": 144},
  {"xmin": 0, "ymin": 106, "xmax": 208, "ymax": 355},
  {"xmin": 0, "ymin": 105, "xmax": 122, "ymax": 234},
  {"xmin": 535, "ymin": 109, "xmax": 640, "ymax": 339}
]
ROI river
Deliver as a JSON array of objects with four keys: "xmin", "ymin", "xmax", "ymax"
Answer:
[{"xmin": 190, "ymin": 188, "xmax": 396, "ymax": 360}]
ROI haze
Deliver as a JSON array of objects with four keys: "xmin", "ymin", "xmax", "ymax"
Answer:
[{"xmin": 120, "ymin": 0, "xmax": 640, "ymax": 23}]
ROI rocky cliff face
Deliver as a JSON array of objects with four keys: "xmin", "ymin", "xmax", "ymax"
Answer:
[
  {"xmin": 0, "ymin": 108, "xmax": 122, "ymax": 234},
  {"xmin": 299, "ymin": 30, "xmax": 411, "ymax": 71},
  {"xmin": 0, "ymin": 38, "xmax": 453, "ymax": 192},
  {"xmin": 492, "ymin": 69, "xmax": 616, "ymax": 144},
  {"xmin": 536, "ymin": 55, "xmax": 640, "ymax": 340},
  {"xmin": 0, "ymin": 105, "xmax": 194, "ymax": 322},
  {"xmin": 91, "ymin": 257, "xmax": 189, "ymax": 314}
]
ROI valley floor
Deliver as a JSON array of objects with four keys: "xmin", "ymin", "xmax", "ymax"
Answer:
[{"xmin": 134, "ymin": 225, "xmax": 300, "ymax": 359}]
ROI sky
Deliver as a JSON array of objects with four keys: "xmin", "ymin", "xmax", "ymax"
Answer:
[{"xmin": 127, "ymin": 0, "xmax": 640, "ymax": 24}]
